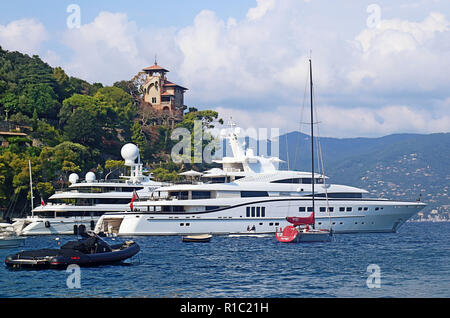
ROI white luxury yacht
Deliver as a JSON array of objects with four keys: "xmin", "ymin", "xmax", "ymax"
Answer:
[
  {"xmin": 14, "ymin": 144, "xmax": 166, "ymax": 235},
  {"xmin": 95, "ymin": 124, "xmax": 426, "ymax": 236}
]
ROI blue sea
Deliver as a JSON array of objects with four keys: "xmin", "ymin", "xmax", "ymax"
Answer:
[{"xmin": 0, "ymin": 222, "xmax": 449, "ymax": 298}]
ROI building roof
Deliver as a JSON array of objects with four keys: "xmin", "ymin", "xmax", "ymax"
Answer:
[
  {"xmin": 0, "ymin": 131, "xmax": 27, "ymax": 136},
  {"xmin": 163, "ymin": 80, "xmax": 188, "ymax": 90},
  {"xmin": 142, "ymin": 62, "xmax": 169, "ymax": 73}
]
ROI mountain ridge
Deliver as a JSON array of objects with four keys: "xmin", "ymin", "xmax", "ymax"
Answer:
[{"xmin": 273, "ymin": 131, "xmax": 449, "ymax": 219}]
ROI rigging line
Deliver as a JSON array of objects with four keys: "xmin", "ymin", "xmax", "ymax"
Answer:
[
  {"xmin": 312, "ymin": 83, "xmax": 332, "ymax": 230},
  {"xmin": 293, "ymin": 67, "xmax": 310, "ymax": 170},
  {"xmin": 285, "ymin": 131, "xmax": 290, "ymax": 170}
]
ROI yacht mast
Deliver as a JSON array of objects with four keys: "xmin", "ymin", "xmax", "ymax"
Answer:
[
  {"xmin": 309, "ymin": 58, "xmax": 315, "ymax": 228},
  {"xmin": 28, "ymin": 160, "xmax": 34, "ymax": 217}
]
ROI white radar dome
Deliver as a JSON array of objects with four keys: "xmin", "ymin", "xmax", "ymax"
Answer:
[
  {"xmin": 85, "ymin": 171, "xmax": 96, "ymax": 183},
  {"xmin": 121, "ymin": 143, "xmax": 139, "ymax": 166},
  {"xmin": 68, "ymin": 173, "xmax": 79, "ymax": 184}
]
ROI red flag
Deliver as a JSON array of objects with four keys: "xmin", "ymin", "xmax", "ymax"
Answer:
[
  {"xmin": 130, "ymin": 190, "xmax": 139, "ymax": 210},
  {"xmin": 41, "ymin": 198, "xmax": 46, "ymax": 206}
]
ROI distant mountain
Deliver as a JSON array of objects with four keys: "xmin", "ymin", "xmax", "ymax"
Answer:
[{"xmin": 273, "ymin": 132, "xmax": 449, "ymax": 219}]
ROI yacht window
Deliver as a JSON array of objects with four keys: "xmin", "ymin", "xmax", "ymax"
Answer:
[
  {"xmin": 246, "ymin": 207, "xmax": 250, "ymax": 217},
  {"xmin": 256, "ymin": 207, "xmax": 261, "ymax": 217},
  {"xmin": 328, "ymin": 207, "xmax": 334, "ymax": 212},
  {"xmin": 320, "ymin": 207, "xmax": 326, "ymax": 212},
  {"xmin": 240, "ymin": 191, "xmax": 269, "ymax": 197},
  {"xmin": 162, "ymin": 206, "xmax": 185, "ymax": 212},
  {"xmin": 205, "ymin": 206, "xmax": 220, "ymax": 211},
  {"xmin": 169, "ymin": 191, "xmax": 188, "ymax": 200},
  {"xmin": 251, "ymin": 207, "xmax": 255, "ymax": 217},
  {"xmin": 192, "ymin": 191, "xmax": 211, "ymax": 199},
  {"xmin": 307, "ymin": 207, "xmax": 313, "ymax": 212},
  {"xmin": 375, "ymin": 207, "xmax": 379, "ymax": 211},
  {"xmin": 299, "ymin": 207, "xmax": 306, "ymax": 212},
  {"xmin": 358, "ymin": 207, "xmax": 362, "ymax": 211},
  {"xmin": 271, "ymin": 178, "xmax": 302, "ymax": 184},
  {"xmin": 261, "ymin": 207, "xmax": 266, "ymax": 217},
  {"xmin": 339, "ymin": 207, "xmax": 345, "ymax": 212},
  {"xmin": 364, "ymin": 207, "xmax": 368, "ymax": 211},
  {"xmin": 346, "ymin": 207, "xmax": 352, "ymax": 212}
]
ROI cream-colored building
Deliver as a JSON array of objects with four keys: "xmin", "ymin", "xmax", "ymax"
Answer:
[{"xmin": 141, "ymin": 62, "xmax": 187, "ymax": 124}]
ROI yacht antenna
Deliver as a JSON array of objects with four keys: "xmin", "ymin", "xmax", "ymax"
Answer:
[
  {"xmin": 309, "ymin": 58, "xmax": 315, "ymax": 228},
  {"xmin": 28, "ymin": 160, "xmax": 34, "ymax": 217}
]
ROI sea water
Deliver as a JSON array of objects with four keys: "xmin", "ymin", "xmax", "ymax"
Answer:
[{"xmin": 0, "ymin": 222, "xmax": 449, "ymax": 298}]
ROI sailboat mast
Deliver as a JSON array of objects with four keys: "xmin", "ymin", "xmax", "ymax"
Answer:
[
  {"xmin": 28, "ymin": 159, "xmax": 34, "ymax": 217},
  {"xmin": 309, "ymin": 58, "xmax": 315, "ymax": 226}
]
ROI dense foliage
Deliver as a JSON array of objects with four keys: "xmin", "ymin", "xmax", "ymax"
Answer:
[{"xmin": 0, "ymin": 47, "xmax": 222, "ymax": 218}]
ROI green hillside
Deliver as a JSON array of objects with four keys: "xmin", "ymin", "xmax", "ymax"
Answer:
[{"xmin": 0, "ymin": 47, "xmax": 220, "ymax": 219}]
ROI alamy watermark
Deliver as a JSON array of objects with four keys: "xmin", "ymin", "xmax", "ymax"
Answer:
[
  {"xmin": 66, "ymin": 4, "xmax": 81, "ymax": 29},
  {"xmin": 170, "ymin": 121, "xmax": 280, "ymax": 165},
  {"xmin": 366, "ymin": 264, "xmax": 381, "ymax": 288},
  {"xmin": 366, "ymin": 4, "xmax": 381, "ymax": 29},
  {"xmin": 66, "ymin": 264, "xmax": 81, "ymax": 289}
]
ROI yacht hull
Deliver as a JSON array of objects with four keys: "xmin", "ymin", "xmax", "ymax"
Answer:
[
  {"xmin": 17, "ymin": 217, "xmax": 99, "ymax": 236},
  {"xmin": 95, "ymin": 199, "xmax": 425, "ymax": 236}
]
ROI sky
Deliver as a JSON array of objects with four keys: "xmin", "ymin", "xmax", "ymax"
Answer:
[{"xmin": 0, "ymin": 0, "xmax": 449, "ymax": 138}]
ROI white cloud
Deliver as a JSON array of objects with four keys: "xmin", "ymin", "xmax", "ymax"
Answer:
[
  {"xmin": 349, "ymin": 12, "xmax": 450, "ymax": 92},
  {"xmin": 61, "ymin": 12, "xmax": 144, "ymax": 83},
  {"xmin": 0, "ymin": 18, "xmax": 48, "ymax": 55},
  {"xmin": 246, "ymin": 0, "xmax": 276, "ymax": 21},
  {"xmin": 45, "ymin": 2, "xmax": 449, "ymax": 137}
]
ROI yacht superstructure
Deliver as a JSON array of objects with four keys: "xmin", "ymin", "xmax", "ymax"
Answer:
[{"xmin": 15, "ymin": 144, "xmax": 165, "ymax": 235}]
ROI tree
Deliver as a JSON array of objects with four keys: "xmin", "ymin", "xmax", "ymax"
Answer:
[
  {"xmin": 104, "ymin": 160, "xmax": 124, "ymax": 180},
  {"xmin": 63, "ymin": 107, "xmax": 102, "ymax": 148},
  {"xmin": 19, "ymin": 83, "xmax": 59, "ymax": 118},
  {"xmin": 53, "ymin": 67, "xmax": 71, "ymax": 101},
  {"xmin": 59, "ymin": 94, "xmax": 96, "ymax": 127}
]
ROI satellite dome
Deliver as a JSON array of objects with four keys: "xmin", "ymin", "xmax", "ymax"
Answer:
[
  {"xmin": 85, "ymin": 171, "xmax": 96, "ymax": 183},
  {"xmin": 68, "ymin": 173, "xmax": 79, "ymax": 184},
  {"xmin": 121, "ymin": 143, "xmax": 139, "ymax": 165}
]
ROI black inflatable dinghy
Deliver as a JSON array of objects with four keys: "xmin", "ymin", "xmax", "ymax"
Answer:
[{"xmin": 5, "ymin": 231, "xmax": 140, "ymax": 269}]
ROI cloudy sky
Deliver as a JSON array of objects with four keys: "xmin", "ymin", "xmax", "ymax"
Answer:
[{"xmin": 1, "ymin": 0, "xmax": 449, "ymax": 138}]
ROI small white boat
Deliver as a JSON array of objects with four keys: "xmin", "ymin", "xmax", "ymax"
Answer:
[
  {"xmin": 181, "ymin": 234, "xmax": 212, "ymax": 243},
  {"xmin": 0, "ymin": 223, "xmax": 25, "ymax": 248}
]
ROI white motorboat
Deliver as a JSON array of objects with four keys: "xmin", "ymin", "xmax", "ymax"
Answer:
[
  {"xmin": 13, "ymin": 144, "xmax": 166, "ymax": 235},
  {"xmin": 0, "ymin": 223, "xmax": 25, "ymax": 248}
]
